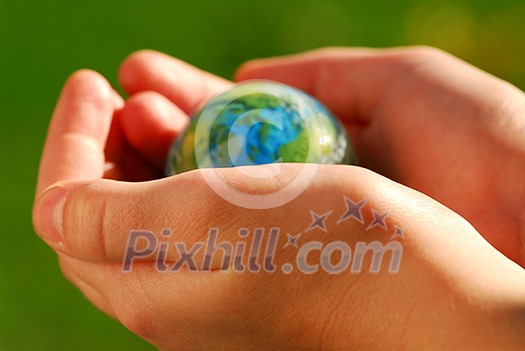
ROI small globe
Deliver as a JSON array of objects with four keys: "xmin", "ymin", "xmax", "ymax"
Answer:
[{"xmin": 165, "ymin": 81, "xmax": 357, "ymax": 175}]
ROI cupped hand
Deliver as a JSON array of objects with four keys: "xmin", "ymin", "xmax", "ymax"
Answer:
[
  {"xmin": 32, "ymin": 50, "xmax": 525, "ymax": 350},
  {"xmin": 236, "ymin": 46, "xmax": 525, "ymax": 266}
]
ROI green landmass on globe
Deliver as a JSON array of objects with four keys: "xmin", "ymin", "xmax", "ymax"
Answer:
[{"xmin": 165, "ymin": 81, "xmax": 357, "ymax": 175}]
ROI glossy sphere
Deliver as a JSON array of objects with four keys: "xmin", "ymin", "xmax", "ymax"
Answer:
[{"xmin": 165, "ymin": 81, "xmax": 356, "ymax": 175}]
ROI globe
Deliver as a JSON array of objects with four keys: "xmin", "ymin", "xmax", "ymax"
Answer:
[{"xmin": 165, "ymin": 81, "xmax": 357, "ymax": 175}]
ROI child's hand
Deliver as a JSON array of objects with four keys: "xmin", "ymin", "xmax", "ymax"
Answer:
[
  {"xmin": 237, "ymin": 46, "xmax": 525, "ymax": 266},
  {"xmin": 31, "ymin": 49, "xmax": 525, "ymax": 350}
]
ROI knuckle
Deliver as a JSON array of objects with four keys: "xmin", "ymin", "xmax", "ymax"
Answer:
[
  {"xmin": 122, "ymin": 91, "xmax": 166, "ymax": 125},
  {"xmin": 394, "ymin": 45, "xmax": 448, "ymax": 67},
  {"xmin": 65, "ymin": 69, "xmax": 112, "ymax": 100},
  {"xmin": 120, "ymin": 49, "xmax": 164, "ymax": 78},
  {"xmin": 67, "ymin": 69, "xmax": 104, "ymax": 85},
  {"xmin": 404, "ymin": 45, "xmax": 443, "ymax": 57},
  {"xmin": 375, "ymin": 46, "xmax": 453, "ymax": 86},
  {"xmin": 63, "ymin": 183, "xmax": 110, "ymax": 261},
  {"xmin": 123, "ymin": 49, "xmax": 158, "ymax": 66},
  {"xmin": 127, "ymin": 90, "xmax": 159, "ymax": 105},
  {"xmin": 172, "ymin": 170, "xmax": 227, "ymax": 222},
  {"xmin": 311, "ymin": 46, "xmax": 348, "ymax": 58}
]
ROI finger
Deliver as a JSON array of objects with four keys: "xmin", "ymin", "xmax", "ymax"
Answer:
[
  {"xmin": 103, "ymin": 108, "xmax": 126, "ymax": 180},
  {"xmin": 104, "ymin": 91, "xmax": 126, "ymax": 167},
  {"xmin": 235, "ymin": 48, "xmax": 378, "ymax": 119},
  {"xmin": 36, "ymin": 69, "xmax": 116, "ymax": 195},
  {"xmin": 102, "ymin": 103, "xmax": 161, "ymax": 182},
  {"xmin": 33, "ymin": 164, "xmax": 360, "ymax": 262},
  {"xmin": 32, "ymin": 163, "xmax": 520, "ymax": 271},
  {"xmin": 119, "ymin": 146, "xmax": 162, "ymax": 182},
  {"xmin": 112, "ymin": 89, "xmax": 125, "ymax": 110},
  {"xmin": 235, "ymin": 47, "xmax": 520, "ymax": 129},
  {"xmin": 119, "ymin": 50, "xmax": 232, "ymax": 114},
  {"xmin": 120, "ymin": 91, "xmax": 189, "ymax": 170},
  {"xmin": 235, "ymin": 47, "xmax": 412, "ymax": 126},
  {"xmin": 103, "ymin": 119, "xmax": 162, "ymax": 183}
]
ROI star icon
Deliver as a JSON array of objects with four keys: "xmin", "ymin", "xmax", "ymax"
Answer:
[
  {"xmin": 337, "ymin": 197, "xmax": 367, "ymax": 224},
  {"xmin": 391, "ymin": 226, "xmax": 405, "ymax": 240},
  {"xmin": 366, "ymin": 210, "xmax": 389, "ymax": 231},
  {"xmin": 284, "ymin": 233, "xmax": 301, "ymax": 248},
  {"xmin": 306, "ymin": 210, "xmax": 332, "ymax": 233}
]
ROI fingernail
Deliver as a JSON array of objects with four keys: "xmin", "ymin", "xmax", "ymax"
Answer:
[{"xmin": 35, "ymin": 186, "xmax": 67, "ymax": 243}]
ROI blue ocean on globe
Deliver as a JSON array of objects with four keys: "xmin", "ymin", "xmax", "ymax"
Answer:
[{"xmin": 166, "ymin": 81, "xmax": 357, "ymax": 175}]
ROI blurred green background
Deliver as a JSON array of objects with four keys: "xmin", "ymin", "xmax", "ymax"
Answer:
[{"xmin": 1, "ymin": 0, "xmax": 524, "ymax": 349}]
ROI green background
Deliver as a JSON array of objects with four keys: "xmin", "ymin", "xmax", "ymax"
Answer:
[{"xmin": 1, "ymin": 0, "xmax": 524, "ymax": 349}]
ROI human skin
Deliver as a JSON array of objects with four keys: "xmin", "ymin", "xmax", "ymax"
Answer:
[
  {"xmin": 237, "ymin": 47, "xmax": 525, "ymax": 267},
  {"xmin": 32, "ymin": 47, "xmax": 525, "ymax": 350}
]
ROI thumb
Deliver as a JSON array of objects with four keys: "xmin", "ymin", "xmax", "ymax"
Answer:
[
  {"xmin": 235, "ymin": 47, "xmax": 406, "ymax": 127},
  {"xmin": 32, "ymin": 163, "xmax": 392, "ymax": 263},
  {"xmin": 32, "ymin": 163, "xmax": 335, "ymax": 263},
  {"xmin": 32, "ymin": 163, "xmax": 520, "ymax": 282}
]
